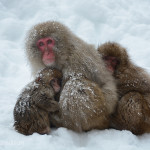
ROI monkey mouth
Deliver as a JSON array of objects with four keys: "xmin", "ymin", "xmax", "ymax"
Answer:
[{"xmin": 43, "ymin": 57, "xmax": 55, "ymax": 66}]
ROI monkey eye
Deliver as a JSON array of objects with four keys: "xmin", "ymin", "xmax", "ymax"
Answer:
[
  {"xmin": 47, "ymin": 39, "xmax": 53, "ymax": 45},
  {"xmin": 112, "ymin": 59, "xmax": 117, "ymax": 63},
  {"xmin": 39, "ymin": 41, "xmax": 44, "ymax": 47},
  {"xmin": 50, "ymin": 78, "xmax": 56, "ymax": 86}
]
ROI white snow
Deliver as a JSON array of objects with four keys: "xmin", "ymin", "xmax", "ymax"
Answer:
[{"xmin": 0, "ymin": 0, "xmax": 150, "ymax": 149}]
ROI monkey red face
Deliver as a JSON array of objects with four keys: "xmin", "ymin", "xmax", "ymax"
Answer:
[
  {"xmin": 104, "ymin": 56, "xmax": 119, "ymax": 73},
  {"xmin": 37, "ymin": 37, "xmax": 55, "ymax": 66}
]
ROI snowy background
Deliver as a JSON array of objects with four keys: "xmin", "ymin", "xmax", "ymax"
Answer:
[{"xmin": 0, "ymin": 0, "xmax": 150, "ymax": 149}]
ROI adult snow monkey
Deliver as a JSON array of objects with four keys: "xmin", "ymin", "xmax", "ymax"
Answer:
[
  {"xmin": 98, "ymin": 42, "xmax": 150, "ymax": 135},
  {"xmin": 25, "ymin": 21, "xmax": 118, "ymax": 132}
]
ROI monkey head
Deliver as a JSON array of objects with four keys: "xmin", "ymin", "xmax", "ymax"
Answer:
[
  {"xmin": 36, "ymin": 68, "xmax": 62, "ymax": 93},
  {"xmin": 25, "ymin": 21, "xmax": 75, "ymax": 74},
  {"xmin": 98, "ymin": 42, "xmax": 130, "ymax": 73}
]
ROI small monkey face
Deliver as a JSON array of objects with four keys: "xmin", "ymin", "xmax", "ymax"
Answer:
[
  {"xmin": 36, "ymin": 68, "xmax": 62, "ymax": 93},
  {"xmin": 37, "ymin": 37, "xmax": 55, "ymax": 66},
  {"xmin": 50, "ymin": 78, "xmax": 61, "ymax": 93},
  {"xmin": 103, "ymin": 56, "xmax": 119, "ymax": 73}
]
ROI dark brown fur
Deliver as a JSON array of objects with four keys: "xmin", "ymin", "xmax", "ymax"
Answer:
[
  {"xmin": 14, "ymin": 68, "xmax": 62, "ymax": 135},
  {"xmin": 98, "ymin": 42, "xmax": 150, "ymax": 135}
]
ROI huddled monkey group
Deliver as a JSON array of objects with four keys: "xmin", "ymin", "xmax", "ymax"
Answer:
[{"xmin": 13, "ymin": 21, "xmax": 150, "ymax": 135}]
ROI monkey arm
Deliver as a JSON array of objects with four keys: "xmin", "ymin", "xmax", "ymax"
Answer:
[{"xmin": 35, "ymin": 94, "xmax": 59, "ymax": 112}]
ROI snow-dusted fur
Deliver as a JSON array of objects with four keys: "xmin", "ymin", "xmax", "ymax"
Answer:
[
  {"xmin": 98, "ymin": 42, "xmax": 150, "ymax": 135},
  {"xmin": 14, "ymin": 68, "xmax": 62, "ymax": 135},
  {"xmin": 25, "ymin": 21, "xmax": 118, "ymax": 131}
]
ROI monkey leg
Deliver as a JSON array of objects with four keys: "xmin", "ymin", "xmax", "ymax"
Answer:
[
  {"xmin": 111, "ymin": 92, "xmax": 150, "ymax": 135},
  {"xmin": 35, "ymin": 95, "xmax": 59, "ymax": 112},
  {"xmin": 58, "ymin": 78, "xmax": 110, "ymax": 132}
]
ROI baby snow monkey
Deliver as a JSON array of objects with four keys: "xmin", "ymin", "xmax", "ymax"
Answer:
[{"xmin": 14, "ymin": 68, "xmax": 62, "ymax": 135}]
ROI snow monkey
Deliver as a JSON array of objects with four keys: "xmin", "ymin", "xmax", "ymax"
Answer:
[
  {"xmin": 25, "ymin": 21, "xmax": 118, "ymax": 132},
  {"xmin": 14, "ymin": 68, "xmax": 62, "ymax": 135},
  {"xmin": 98, "ymin": 42, "xmax": 150, "ymax": 135}
]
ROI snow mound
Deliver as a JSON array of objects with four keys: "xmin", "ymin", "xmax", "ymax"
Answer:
[{"xmin": 0, "ymin": 0, "xmax": 150, "ymax": 149}]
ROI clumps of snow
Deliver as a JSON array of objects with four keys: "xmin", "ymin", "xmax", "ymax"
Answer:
[
  {"xmin": 15, "ymin": 99, "xmax": 30, "ymax": 115},
  {"xmin": 14, "ymin": 81, "xmax": 39, "ymax": 116},
  {"xmin": 32, "ymin": 82, "xmax": 40, "ymax": 89}
]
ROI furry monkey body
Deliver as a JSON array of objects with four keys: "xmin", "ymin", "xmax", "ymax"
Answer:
[
  {"xmin": 25, "ymin": 21, "xmax": 118, "ymax": 132},
  {"xmin": 14, "ymin": 68, "xmax": 62, "ymax": 135}
]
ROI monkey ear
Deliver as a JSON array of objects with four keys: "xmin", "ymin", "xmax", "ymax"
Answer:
[{"xmin": 36, "ymin": 77, "xmax": 41, "ymax": 83}]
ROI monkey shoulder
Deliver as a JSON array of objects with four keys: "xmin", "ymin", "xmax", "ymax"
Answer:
[{"xmin": 117, "ymin": 65, "xmax": 150, "ymax": 94}]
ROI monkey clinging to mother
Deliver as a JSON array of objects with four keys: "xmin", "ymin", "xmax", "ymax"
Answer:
[
  {"xmin": 98, "ymin": 42, "xmax": 150, "ymax": 135},
  {"xmin": 23, "ymin": 21, "xmax": 118, "ymax": 132}
]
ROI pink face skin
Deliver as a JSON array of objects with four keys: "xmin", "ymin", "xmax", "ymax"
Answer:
[
  {"xmin": 37, "ymin": 37, "xmax": 55, "ymax": 66},
  {"xmin": 104, "ymin": 56, "xmax": 118, "ymax": 73},
  {"xmin": 50, "ymin": 78, "xmax": 60, "ymax": 93}
]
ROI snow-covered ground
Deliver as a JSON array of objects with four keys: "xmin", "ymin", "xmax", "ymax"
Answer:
[{"xmin": 0, "ymin": 0, "xmax": 150, "ymax": 149}]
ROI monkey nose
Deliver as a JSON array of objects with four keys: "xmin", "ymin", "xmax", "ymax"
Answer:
[
  {"xmin": 45, "ymin": 47, "xmax": 48, "ymax": 51},
  {"xmin": 45, "ymin": 48, "xmax": 50, "ymax": 54}
]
